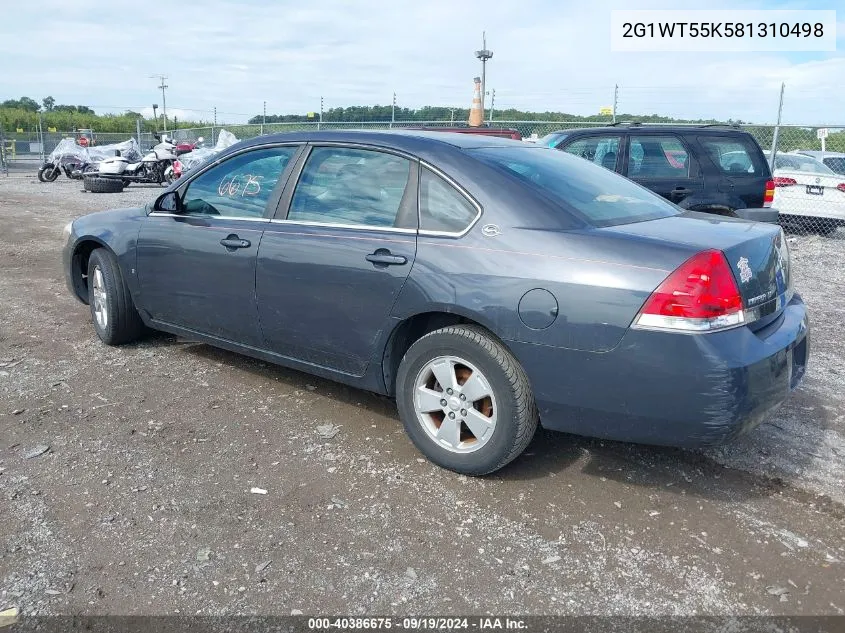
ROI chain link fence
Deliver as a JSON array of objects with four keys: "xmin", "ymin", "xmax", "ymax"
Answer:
[{"xmin": 3, "ymin": 119, "xmax": 843, "ymax": 237}]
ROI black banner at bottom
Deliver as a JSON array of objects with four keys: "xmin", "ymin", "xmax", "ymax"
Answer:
[{"xmin": 1, "ymin": 617, "xmax": 845, "ymax": 633}]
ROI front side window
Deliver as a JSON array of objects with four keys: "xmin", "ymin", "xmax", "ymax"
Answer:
[
  {"xmin": 181, "ymin": 147, "xmax": 297, "ymax": 218},
  {"xmin": 470, "ymin": 146, "xmax": 680, "ymax": 228},
  {"xmin": 628, "ymin": 135, "xmax": 690, "ymax": 178},
  {"xmin": 561, "ymin": 135, "xmax": 621, "ymax": 171},
  {"xmin": 419, "ymin": 168, "xmax": 478, "ymax": 233},
  {"xmin": 287, "ymin": 147, "xmax": 413, "ymax": 228}
]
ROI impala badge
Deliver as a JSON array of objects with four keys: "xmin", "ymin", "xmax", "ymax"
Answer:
[
  {"xmin": 481, "ymin": 224, "xmax": 502, "ymax": 237},
  {"xmin": 737, "ymin": 257, "xmax": 753, "ymax": 284}
]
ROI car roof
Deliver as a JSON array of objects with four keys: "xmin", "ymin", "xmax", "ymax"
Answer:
[
  {"xmin": 549, "ymin": 125, "xmax": 752, "ymax": 136},
  {"xmin": 796, "ymin": 149, "xmax": 845, "ymax": 158},
  {"xmin": 232, "ymin": 129, "xmax": 525, "ymax": 153}
]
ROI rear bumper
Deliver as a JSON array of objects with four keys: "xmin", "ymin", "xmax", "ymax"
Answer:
[
  {"xmin": 509, "ymin": 294, "xmax": 809, "ymax": 448},
  {"xmin": 735, "ymin": 207, "xmax": 779, "ymax": 223}
]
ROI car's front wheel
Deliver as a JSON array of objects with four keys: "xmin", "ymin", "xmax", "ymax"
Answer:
[
  {"xmin": 396, "ymin": 325, "xmax": 538, "ymax": 475},
  {"xmin": 87, "ymin": 248, "xmax": 144, "ymax": 345}
]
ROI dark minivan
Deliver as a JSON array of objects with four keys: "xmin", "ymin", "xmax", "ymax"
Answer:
[{"xmin": 538, "ymin": 124, "xmax": 777, "ymax": 223}]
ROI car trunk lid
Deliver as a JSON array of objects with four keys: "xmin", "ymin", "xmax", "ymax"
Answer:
[{"xmin": 601, "ymin": 211, "xmax": 792, "ymax": 323}]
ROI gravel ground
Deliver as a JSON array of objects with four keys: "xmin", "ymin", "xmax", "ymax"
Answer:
[{"xmin": 1, "ymin": 176, "xmax": 844, "ymax": 616}]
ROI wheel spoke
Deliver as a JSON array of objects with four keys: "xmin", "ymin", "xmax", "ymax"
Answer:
[
  {"xmin": 460, "ymin": 372, "xmax": 492, "ymax": 403},
  {"xmin": 436, "ymin": 416, "xmax": 461, "ymax": 448},
  {"xmin": 416, "ymin": 387, "xmax": 445, "ymax": 413},
  {"xmin": 464, "ymin": 408, "xmax": 494, "ymax": 441},
  {"xmin": 430, "ymin": 359, "xmax": 457, "ymax": 392}
]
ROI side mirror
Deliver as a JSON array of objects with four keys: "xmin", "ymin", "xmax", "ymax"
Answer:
[{"xmin": 154, "ymin": 190, "xmax": 182, "ymax": 213}]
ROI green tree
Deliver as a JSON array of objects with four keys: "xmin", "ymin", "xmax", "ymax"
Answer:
[{"xmin": 42, "ymin": 96, "xmax": 55, "ymax": 111}]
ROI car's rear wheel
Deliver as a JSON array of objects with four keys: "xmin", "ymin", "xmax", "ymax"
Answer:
[
  {"xmin": 87, "ymin": 248, "xmax": 144, "ymax": 345},
  {"xmin": 396, "ymin": 325, "xmax": 538, "ymax": 475}
]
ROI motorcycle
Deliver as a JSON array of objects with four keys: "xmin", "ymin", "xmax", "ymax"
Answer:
[
  {"xmin": 96, "ymin": 133, "xmax": 179, "ymax": 186},
  {"xmin": 37, "ymin": 139, "xmax": 96, "ymax": 182}
]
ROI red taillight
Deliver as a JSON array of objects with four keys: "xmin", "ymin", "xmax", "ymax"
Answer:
[
  {"xmin": 763, "ymin": 179, "xmax": 775, "ymax": 207},
  {"xmin": 635, "ymin": 250, "xmax": 745, "ymax": 332},
  {"xmin": 837, "ymin": 183, "xmax": 845, "ymax": 193},
  {"xmin": 773, "ymin": 176, "xmax": 797, "ymax": 187}
]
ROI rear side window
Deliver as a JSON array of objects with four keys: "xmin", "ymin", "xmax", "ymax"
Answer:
[
  {"xmin": 287, "ymin": 147, "xmax": 413, "ymax": 227},
  {"xmin": 823, "ymin": 157, "xmax": 845, "ymax": 174},
  {"xmin": 561, "ymin": 135, "xmax": 621, "ymax": 171},
  {"xmin": 419, "ymin": 167, "xmax": 478, "ymax": 233},
  {"xmin": 470, "ymin": 146, "xmax": 680, "ymax": 228},
  {"xmin": 699, "ymin": 136, "xmax": 765, "ymax": 176},
  {"xmin": 628, "ymin": 136, "xmax": 689, "ymax": 178}
]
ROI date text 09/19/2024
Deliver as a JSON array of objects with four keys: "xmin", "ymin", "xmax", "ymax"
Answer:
[{"xmin": 307, "ymin": 617, "xmax": 527, "ymax": 630}]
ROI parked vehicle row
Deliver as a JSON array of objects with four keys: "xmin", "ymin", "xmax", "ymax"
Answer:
[
  {"xmin": 63, "ymin": 130, "xmax": 809, "ymax": 475},
  {"xmin": 537, "ymin": 123, "xmax": 778, "ymax": 223},
  {"xmin": 764, "ymin": 150, "xmax": 845, "ymax": 234}
]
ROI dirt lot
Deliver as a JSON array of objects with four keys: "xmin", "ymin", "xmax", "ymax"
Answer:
[{"xmin": 1, "ymin": 177, "xmax": 844, "ymax": 616}]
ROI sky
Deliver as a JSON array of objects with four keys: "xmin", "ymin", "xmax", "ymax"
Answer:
[{"xmin": 2, "ymin": 0, "xmax": 843, "ymax": 125}]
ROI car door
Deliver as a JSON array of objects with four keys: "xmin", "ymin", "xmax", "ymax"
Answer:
[
  {"xmin": 256, "ymin": 144, "xmax": 418, "ymax": 376},
  {"xmin": 558, "ymin": 134, "xmax": 624, "ymax": 173},
  {"xmin": 625, "ymin": 134, "xmax": 704, "ymax": 207},
  {"xmin": 136, "ymin": 144, "xmax": 301, "ymax": 346}
]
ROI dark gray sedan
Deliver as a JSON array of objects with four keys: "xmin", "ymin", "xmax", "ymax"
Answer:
[{"xmin": 63, "ymin": 131, "xmax": 809, "ymax": 475}]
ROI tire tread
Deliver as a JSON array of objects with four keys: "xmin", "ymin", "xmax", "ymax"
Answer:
[{"xmin": 400, "ymin": 324, "xmax": 538, "ymax": 475}]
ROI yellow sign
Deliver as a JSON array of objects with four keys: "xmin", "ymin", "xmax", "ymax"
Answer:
[
  {"xmin": 599, "ymin": 107, "xmax": 613, "ymax": 116},
  {"xmin": 16, "ymin": 128, "xmax": 23, "ymax": 133},
  {"xmin": 307, "ymin": 112, "xmax": 315, "ymax": 118},
  {"xmin": 48, "ymin": 127, "xmax": 57, "ymax": 132}
]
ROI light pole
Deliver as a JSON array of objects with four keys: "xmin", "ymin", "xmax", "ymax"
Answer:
[
  {"xmin": 474, "ymin": 32, "xmax": 493, "ymax": 123},
  {"xmin": 150, "ymin": 75, "xmax": 168, "ymax": 131}
]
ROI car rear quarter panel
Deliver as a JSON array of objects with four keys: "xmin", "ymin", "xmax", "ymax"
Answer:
[{"xmin": 392, "ymin": 159, "xmax": 695, "ymax": 353}]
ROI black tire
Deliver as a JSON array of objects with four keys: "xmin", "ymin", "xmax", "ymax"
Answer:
[
  {"xmin": 86, "ymin": 248, "xmax": 144, "ymax": 345},
  {"xmin": 395, "ymin": 325, "xmax": 539, "ymax": 476},
  {"xmin": 84, "ymin": 176, "xmax": 124, "ymax": 193},
  {"xmin": 122, "ymin": 179, "xmax": 131, "ymax": 188},
  {"xmin": 38, "ymin": 165, "xmax": 59, "ymax": 182}
]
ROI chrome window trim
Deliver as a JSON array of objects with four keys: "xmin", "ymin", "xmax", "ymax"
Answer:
[
  {"xmin": 268, "ymin": 218, "xmax": 416, "ymax": 234},
  {"xmin": 417, "ymin": 161, "xmax": 482, "ymax": 238},
  {"xmin": 149, "ymin": 212, "xmax": 269, "ymax": 222}
]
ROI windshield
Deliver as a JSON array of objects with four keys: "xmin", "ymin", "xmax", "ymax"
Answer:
[
  {"xmin": 470, "ymin": 146, "xmax": 680, "ymax": 227},
  {"xmin": 767, "ymin": 152, "xmax": 836, "ymax": 175}
]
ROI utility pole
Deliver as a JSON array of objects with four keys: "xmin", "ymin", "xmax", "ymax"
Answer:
[
  {"xmin": 474, "ymin": 32, "xmax": 493, "ymax": 124},
  {"xmin": 262, "ymin": 101, "xmax": 267, "ymax": 135},
  {"xmin": 213, "ymin": 107, "xmax": 217, "ymax": 126},
  {"xmin": 449, "ymin": 108, "xmax": 456, "ymax": 124},
  {"xmin": 319, "ymin": 96, "xmax": 323, "ymax": 130},
  {"xmin": 612, "ymin": 84, "xmax": 618, "ymax": 124},
  {"xmin": 391, "ymin": 92, "xmax": 396, "ymax": 128},
  {"xmin": 489, "ymin": 89, "xmax": 496, "ymax": 122},
  {"xmin": 150, "ymin": 74, "xmax": 169, "ymax": 131},
  {"xmin": 770, "ymin": 83, "xmax": 785, "ymax": 172}
]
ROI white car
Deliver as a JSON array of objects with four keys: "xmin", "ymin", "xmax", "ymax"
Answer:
[
  {"xmin": 763, "ymin": 151, "xmax": 845, "ymax": 234},
  {"xmin": 795, "ymin": 150, "xmax": 845, "ymax": 176}
]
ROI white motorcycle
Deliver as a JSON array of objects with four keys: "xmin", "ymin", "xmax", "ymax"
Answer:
[{"xmin": 96, "ymin": 133, "xmax": 178, "ymax": 187}]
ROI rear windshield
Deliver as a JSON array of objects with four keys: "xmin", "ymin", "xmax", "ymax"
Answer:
[
  {"xmin": 470, "ymin": 146, "xmax": 680, "ymax": 227},
  {"xmin": 767, "ymin": 152, "xmax": 836, "ymax": 175},
  {"xmin": 699, "ymin": 136, "xmax": 767, "ymax": 176}
]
